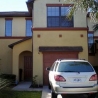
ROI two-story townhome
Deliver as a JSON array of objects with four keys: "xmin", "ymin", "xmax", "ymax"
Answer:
[
  {"xmin": 0, "ymin": 0, "xmax": 98, "ymax": 86},
  {"xmin": 0, "ymin": 11, "xmax": 33, "ymax": 81},
  {"xmin": 32, "ymin": 0, "xmax": 98, "ymax": 85},
  {"xmin": 32, "ymin": 0, "xmax": 89, "ymax": 85}
]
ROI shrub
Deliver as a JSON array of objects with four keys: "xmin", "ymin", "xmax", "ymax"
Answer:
[{"xmin": 0, "ymin": 74, "xmax": 16, "ymax": 89}]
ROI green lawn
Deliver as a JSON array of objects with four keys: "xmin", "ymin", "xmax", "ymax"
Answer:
[{"xmin": 0, "ymin": 90, "xmax": 41, "ymax": 98}]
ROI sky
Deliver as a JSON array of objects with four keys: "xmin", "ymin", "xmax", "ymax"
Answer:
[{"xmin": 0, "ymin": 0, "xmax": 28, "ymax": 12}]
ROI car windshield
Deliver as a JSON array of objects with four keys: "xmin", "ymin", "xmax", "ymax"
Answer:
[{"xmin": 57, "ymin": 61, "xmax": 94, "ymax": 72}]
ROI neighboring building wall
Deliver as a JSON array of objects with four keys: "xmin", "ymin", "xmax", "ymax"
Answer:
[
  {"xmin": 12, "ymin": 39, "xmax": 32, "ymax": 81},
  {"xmin": 0, "ymin": 17, "xmax": 31, "ymax": 37},
  {"xmin": 33, "ymin": 0, "xmax": 87, "ymax": 28},
  {"xmin": 0, "ymin": 16, "xmax": 32, "ymax": 74},
  {"xmin": 33, "ymin": 30, "xmax": 88, "ymax": 84},
  {"xmin": 0, "ymin": 39, "xmax": 21, "ymax": 74},
  {"xmin": 12, "ymin": 17, "xmax": 26, "ymax": 36},
  {"xmin": 87, "ymin": 18, "xmax": 98, "ymax": 66},
  {"xmin": 0, "ymin": 18, "xmax": 5, "ymax": 36}
]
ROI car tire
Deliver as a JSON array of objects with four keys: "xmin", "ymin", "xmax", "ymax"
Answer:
[
  {"xmin": 88, "ymin": 93, "xmax": 97, "ymax": 98},
  {"xmin": 48, "ymin": 83, "xmax": 51, "ymax": 89},
  {"xmin": 51, "ymin": 91, "xmax": 57, "ymax": 98}
]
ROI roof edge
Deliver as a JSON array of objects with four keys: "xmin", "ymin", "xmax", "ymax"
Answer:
[{"xmin": 8, "ymin": 37, "xmax": 32, "ymax": 49}]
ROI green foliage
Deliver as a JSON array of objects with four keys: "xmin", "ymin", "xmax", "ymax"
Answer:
[
  {"xmin": 0, "ymin": 90, "xmax": 41, "ymax": 98},
  {"xmin": 32, "ymin": 75, "xmax": 38, "ymax": 87},
  {"xmin": 64, "ymin": 0, "xmax": 98, "ymax": 19},
  {"xmin": 0, "ymin": 74, "xmax": 16, "ymax": 89},
  {"xmin": 93, "ymin": 24, "xmax": 98, "ymax": 32}
]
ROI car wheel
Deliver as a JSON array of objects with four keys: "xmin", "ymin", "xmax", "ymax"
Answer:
[
  {"xmin": 48, "ymin": 83, "xmax": 51, "ymax": 89},
  {"xmin": 51, "ymin": 91, "xmax": 57, "ymax": 98},
  {"xmin": 88, "ymin": 93, "xmax": 97, "ymax": 98}
]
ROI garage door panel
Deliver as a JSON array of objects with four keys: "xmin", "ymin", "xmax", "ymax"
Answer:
[{"xmin": 43, "ymin": 52, "xmax": 78, "ymax": 85}]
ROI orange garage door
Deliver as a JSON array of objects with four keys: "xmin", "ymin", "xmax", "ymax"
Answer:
[{"xmin": 43, "ymin": 52, "xmax": 78, "ymax": 85}]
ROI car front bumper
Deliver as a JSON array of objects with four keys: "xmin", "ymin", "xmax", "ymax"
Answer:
[{"xmin": 53, "ymin": 84, "xmax": 98, "ymax": 94}]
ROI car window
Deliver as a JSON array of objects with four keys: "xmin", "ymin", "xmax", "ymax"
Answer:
[
  {"xmin": 57, "ymin": 61, "xmax": 94, "ymax": 72},
  {"xmin": 50, "ymin": 62, "xmax": 56, "ymax": 71},
  {"xmin": 54, "ymin": 62, "xmax": 59, "ymax": 71}
]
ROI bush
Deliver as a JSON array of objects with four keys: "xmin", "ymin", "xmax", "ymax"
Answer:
[
  {"xmin": 0, "ymin": 74, "xmax": 16, "ymax": 89},
  {"xmin": 0, "ymin": 74, "xmax": 16, "ymax": 82}
]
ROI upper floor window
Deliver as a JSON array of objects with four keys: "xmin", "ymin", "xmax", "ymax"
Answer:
[
  {"xmin": 5, "ymin": 19, "xmax": 12, "ymax": 36},
  {"xmin": 88, "ymin": 33, "xmax": 94, "ymax": 48},
  {"xmin": 47, "ymin": 6, "xmax": 73, "ymax": 27},
  {"xmin": 88, "ymin": 32, "xmax": 96, "ymax": 54},
  {"xmin": 26, "ymin": 19, "xmax": 32, "ymax": 36}
]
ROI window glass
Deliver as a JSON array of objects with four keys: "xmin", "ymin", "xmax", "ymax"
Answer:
[
  {"xmin": 57, "ymin": 61, "xmax": 94, "ymax": 72},
  {"xmin": 26, "ymin": 20, "xmax": 32, "ymax": 36},
  {"xmin": 61, "ymin": 17, "xmax": 73, "ymax": 27},
  {"xmin": 47, "ymin": 17, "xmax": 59, "ymax": 27},
  {"xmin": 47, "ymin": 6, "xmax": 73, "ymax": 27},
  {"xmin": 50, "ymin": 62, "xmax": 56, "ymax": 71},
  {"xmin": 88, "ymin": 33, "xmax": 94, "ymax": 48},
  {"xmin": 47, "ymin": 7, "xmax": 59, "ymax": 16},
  {"xmin": 5, "ymin": 20, "xmax": 12, "ymax": 36},
  {"xmin": 61, "ymin": 7, "xmax": 71, "ymax": 16}
]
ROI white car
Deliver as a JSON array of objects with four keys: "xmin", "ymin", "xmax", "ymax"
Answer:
[{"xmin": 47, "ymin": 59, "xmax": 98, "ymax": 98}]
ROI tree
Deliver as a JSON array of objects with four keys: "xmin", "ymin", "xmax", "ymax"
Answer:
[
  {"xmin": 64, "ymin": 0, "xmax": 98, "ymax": 31},
  {"xmin": 93, "ymin": 24, "xmax": 98, "ymax": 31},
  {"xmin": 64, "ymin": 0, "xmax": 98, "ymax": 19}
]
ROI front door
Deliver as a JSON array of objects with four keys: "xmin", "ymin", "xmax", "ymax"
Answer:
[{"xmin": 24, "ymin": 56, "xmax": 32, "ymax": 81}]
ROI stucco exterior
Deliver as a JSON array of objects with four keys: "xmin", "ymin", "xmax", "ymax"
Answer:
[
  {"xmin": 33, "ymin": 0, "xmax": 87, "ymax": 28},
  {"xmin": 0, "ymin": 17, "xmax": 31, "ymax": 37},
  {"xmin": 0, "ymin": 18, "xmax": 5, "ymax": 36},
  {"xmin": 12, "ymin": 39, "xmax": 32, "ymax": 81},
  {"xmin": 0, "ymin": 39, "xmax": 21, "ymax": 74},
  {"xmin": 33, "ymin": 30, "xmax": 88, "ymax": 84},
  {"xmin": 0, "ymin": 0, "xmax": 98, "ymax": 85},
  {"xmin": 12, "ymin": 17, "xmax": 26, "ymax": 36}
]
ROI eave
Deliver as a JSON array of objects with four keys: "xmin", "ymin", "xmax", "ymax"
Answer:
[{"xmin": 26, "ymin": 0, "xmax": 35, "ymax": 15}]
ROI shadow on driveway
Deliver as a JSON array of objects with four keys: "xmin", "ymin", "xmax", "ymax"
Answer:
[{"xmin": 61, "ymin": 94, "xmax": 87, "ymax": 98}]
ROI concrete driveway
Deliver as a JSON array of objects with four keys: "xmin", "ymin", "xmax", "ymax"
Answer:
[{"xmin": 41, "ymin": 86, "xmax": 87, "ymax": 98}]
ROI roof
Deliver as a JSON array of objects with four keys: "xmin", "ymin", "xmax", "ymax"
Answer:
[
  {"xmin": 39, "ymin": 46, "xmax": 83, "ymax": 52},
  {"xmin": 8, "ymin": 37, "xmax": 32, "ymax": 49},
  {"xmin": 26, "ymin": 0, "xmax": 34, "ymax": 14},
  {"xmin": 0, "ymin": 12, "xmax": 31, "ymax": 17}
]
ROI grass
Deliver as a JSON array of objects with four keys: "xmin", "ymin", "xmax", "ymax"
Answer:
[{"xmin": 0, "ymin": 89, "xmax": 41, "ymax": 98}]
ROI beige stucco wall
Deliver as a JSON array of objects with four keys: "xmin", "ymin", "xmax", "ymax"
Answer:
[
  {"xmin": 33, "ymin": 30, "xmax": 88, "ymax": 84},
  {"xmin": 0, "ymin": 17, "xmax": 31, "ymax": 37},
  {"xmin": 0, "ymin": 39, "xmax": 21, "ymax": 74},
  {"xmin": 12, "ymin": 39, "xmax": 32, "ymax": 81},
  {"xmin": 33, "ymin": 0, "xmax": 87, "ymax": 28},
  {"xmin": 87, "ymin": 18, "xmax": 94, "ymax": 31},
  {"xmin": 0, "ymin": 18, "xmax": 5, "ymax": 36},
  {"xmin": 12, "ymin": 17, "xmax": 26, "ymax": 36}
]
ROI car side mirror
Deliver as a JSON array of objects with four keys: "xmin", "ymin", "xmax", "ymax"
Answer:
[{"xmin": 46, "ymin": 67, "xmax": 50, "ymax": 71}]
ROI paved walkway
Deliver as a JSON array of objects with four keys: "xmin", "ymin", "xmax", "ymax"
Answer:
[
  {"xmin": 12, "ymin": 82, "xmax": 62, "ymax": 98},
  {"xmin": 41, "ymin": 86, "xmax": 62, "ymax": 98},
  {"xmin": 12, "ymin": 82, "xmax": 42, "ymax": 91},
  {"xmin": 12, "ymin": 82, "xmax": 87, "ymax": 98}
]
